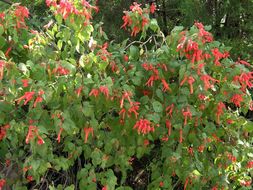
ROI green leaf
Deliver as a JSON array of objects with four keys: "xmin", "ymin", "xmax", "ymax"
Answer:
[
  {"xmin": 129, "ymin": 45, "xmax": 139, "ymax": 60},
  {"xmin": 152, "ymin": 101, "xmax": 163, "ymax": 113},
  {"xmin": 243, "ymin": 121, "xmax": 253, "ymax": 132},
  {"xmin": 149, "ymin": 19, "xmax": 159, "ymax": 32}
]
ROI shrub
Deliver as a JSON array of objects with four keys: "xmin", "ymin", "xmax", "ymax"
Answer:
[{"xmin": 0, "ymin": 1, "xmax": 253, "ymax": 189}]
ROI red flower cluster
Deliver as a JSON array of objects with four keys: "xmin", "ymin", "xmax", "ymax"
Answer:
[
  {"xmin": 89, "ymin": 86, "xmax": 110, "ymax": 98},
  {"xmin": 233, "ymin": 72, "xmax": 253, "ymax": 92},
  {"xmin": 133, "ymin": 119, "xmax": 154, "ymax": 135},
  {"xmin": 16, "ymin": 90, "xmax": 44, "ymax": 108},
  {"xmin": 194, "ymin": 22, "xmax": 213, "ymax": 43},
  {"xmin": 121, "ymin": 2, "xmax": 155, "ymax": 36},
  {"xmin": 53, "ymin": 66, "xmax": 70, "ymax": 76},
  {"xmin": 14, "ymin": 6, "xmax": 29, "ymax": 29},
  {"xmin": 230, "ymin": 94, "xmax": 243, "ymax": 107},
  {"xmin": 26, "ymin": 125, "xmax": 45, "ymax": 145},
  {"xmin": 46, "ymin": 0, "xmax": 98, "ymax": 23}
]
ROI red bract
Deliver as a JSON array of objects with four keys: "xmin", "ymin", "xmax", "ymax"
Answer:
[{"xmin": 133, "ymin": 119, "xmax": 154, "ymax": 135}]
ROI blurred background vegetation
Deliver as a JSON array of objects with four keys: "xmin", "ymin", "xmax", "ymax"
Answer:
[{"xmin": 1, "ymin": 0, "xmax": 253, "ymax": 61}]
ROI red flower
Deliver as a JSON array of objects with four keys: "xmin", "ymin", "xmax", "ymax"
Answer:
[
  {"xmin": 89, "ymin": 88, "xmax": 100, "ymax": 98},
  {"xmin": 21, "ymin": 79, "xmax": 29, "ymax": 87},
  {"xmin": 182, "ymin": 107, "xmax": 192, "ymax": 126},
  {"xmin": 120, "ymin": 91, "xmax": 133, "ymax": 108},
  {"xmin": 57, "ymin": 127, "xmax": 63, "ymax": 143},
  {"xmin": 27, "ymin": 175, "xmax": 33, "ymax": 182},
  {"xmin": 166, "ymin": 104, "xmax": 174, "ymax": 118},
  {"xmin": 83, "ymin": 127, "xmax": 94, "ymax": 143},
  {"xmin": 142, "ymin": 17, "xmax": 149, "ymax": 28},
  {"xmin": 143, "ymin": 139, "xmax": 149, "ymax": 146},
  {"xmin": 128, "ymin": 102, "xmax": 140, "ymax": 119},
  {"xmin": 33, "ymin": 96, "xmax": 43, "ymax": 108},
  {"xmin": 150, "ymin": 3, "xmax": 156, "ymax": 14},
  {"xmin": 37, "ymin": 135, "xmax": 45, "ymax": 145},
  {"xmin": 159, "ymin": 181, "xmax": 164, "ymax": 187},
  {"xmin": 25, "ymin": 125, "xmax": 37, "ymax": 144},
  {"xmin": 133, "ymin": 119, "xmax": 154, "ymax": 135},
  {"xmin": 75, "ymin": 86, "xmax": 83, "ymax": 97},
  {"xmin": 230, "ymin": 94, "xmax": 243, "ymax": 107},
  {"xmin": 166, "ymin": 119, "xmax": 172, "ymax": 136},
  {"xmin": 198, "ymin": 145, "xmax": 205, "ymax": 153},
  {"xmin": 200, "ymin": 75, "xmax": 219, "ymax": 91},
  {"xmin": 130, "ymin": 2, "xmax": 143, "ymax": 15},
  {"xmin": 161, "ymin": 79, "xmax": 171, "ymax": 92},
  {"xmin": 247, "ymin": 160, "xmax": 253, "ymax": 169},
  {"xmin": 131, "ymin": 26, "xmax": 140, "ymax": 37},
  {"xmin": 14, "ymin": 6, "xmax": 29, "ymax": 29},
  {"xmin": 0, "ymin": 12, "xmax": 5, "ymax": 21},
  {"xmin": 123, "ymin": 55, "xmax": 129, "ymax": 62},
  {"xmin": 216, "ymin": 102, "xmax": 226, "ymax": 124},
  {"xmin": 240, "ymin": 180, "xmax": 251, "ymax": 187},
  {"xmin": 54, "ymin": 66, "xmax": 70, "ymax": 75},
  {"xmin": 121, "ymin": 13, "xmax": 132, "ymax": 29},
  {"xmin": 16, "ymin": 91, "xmax": 35, "ymax": 105},
  {"xmin": 0, "ymin": 179, "xmax": 6, "ymax": 189},
  {"xmin": 99, "ymin": 86, "xmax": 109, "ymax": 98}
]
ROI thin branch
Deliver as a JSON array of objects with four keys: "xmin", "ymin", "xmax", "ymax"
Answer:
[{"xmin": 0, "ymin": 0, "xmax": 12, "ymax": 5}]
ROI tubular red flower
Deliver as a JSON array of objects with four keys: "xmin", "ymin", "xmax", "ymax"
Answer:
[
  {"xmin": 57, "ymin": 127, "xmax": 63, "ymax": 143},
  {"xmin": 16, "ymin": 91, "xmax": 35, "ymax": 105},
  {"xmin": 161, "ymin": 79, "xmax": 171, "ymax": 92},
  {"xmin": 83, "ymin": 127, "xmax": 94, "ymax": 143},
  {"xmin": 182, "ymin": 107, "xmax": 192, "ymax": 126},
  {"xmin": 133, "ymin": 119, "xmax": 154, "ymax": 135},
  {"xmin": 89, "ymin": 88, "xmax": 100, "ymax": 98},
  {"xmin": 166, "ymin": 119, "xmax": 172, "ymax": 136},
  {"xmin": 99, "ymin": 86, "xmax": 109, "ymax": 98}
]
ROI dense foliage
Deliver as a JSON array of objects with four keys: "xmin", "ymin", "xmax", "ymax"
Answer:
[{"xmin": 0, "ymin": 1, "xmax": 253, "ymax": 190}]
